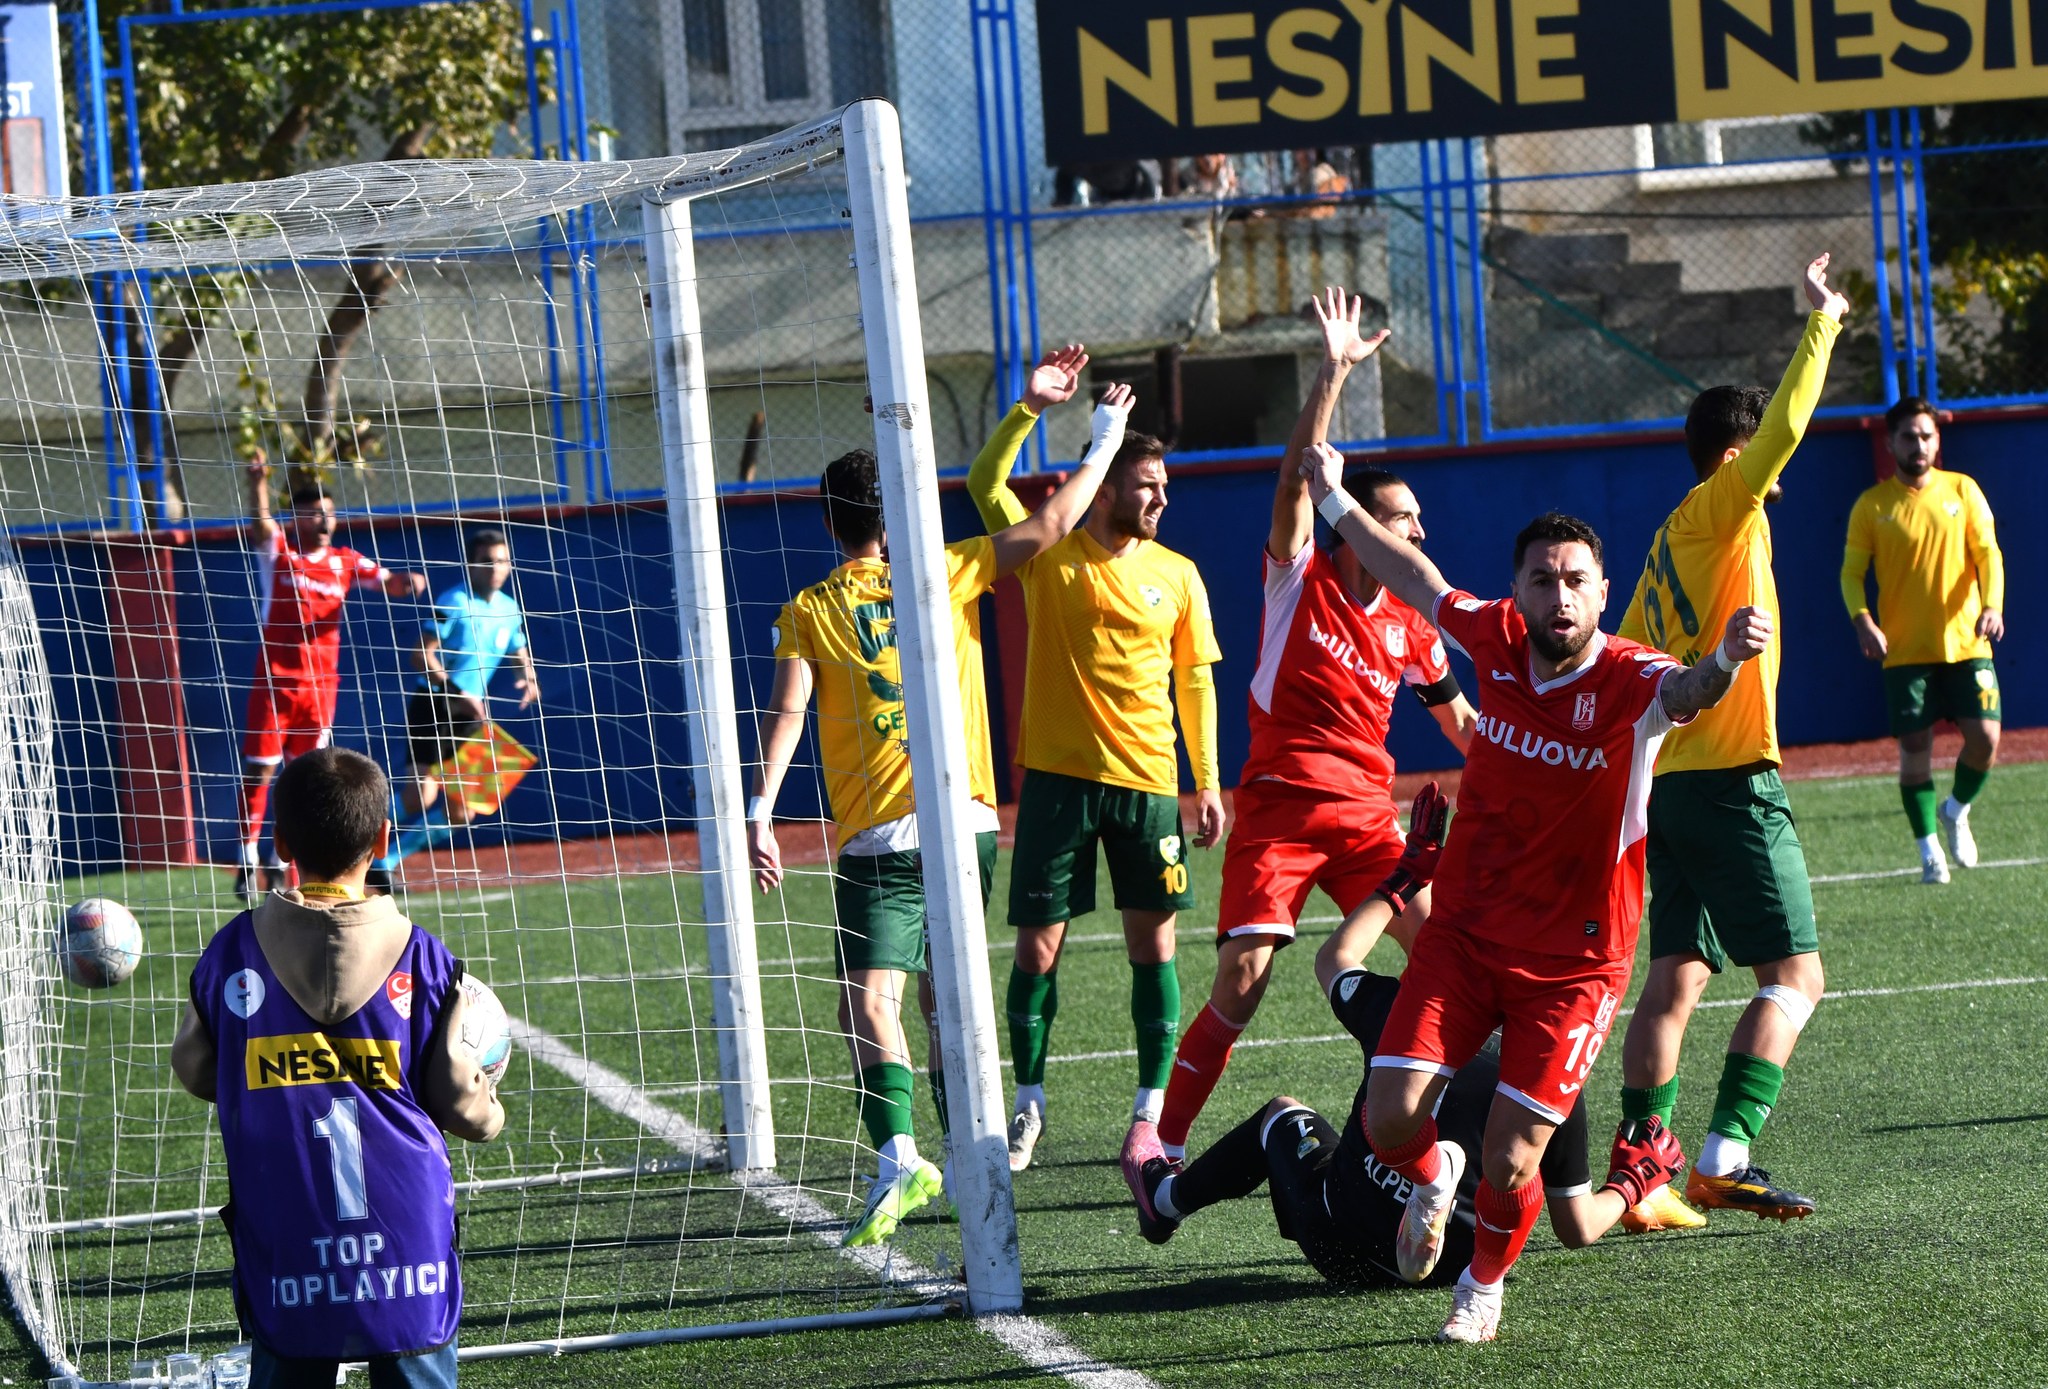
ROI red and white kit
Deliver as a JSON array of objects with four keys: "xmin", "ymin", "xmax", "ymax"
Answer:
[
  {"xmin": 242, "ymin": 530, "xmax": 387, "ymax": 765},
  {"xmin": 1218, "ymin": 543, "xmax": 1453, "ymax": 943},
  {"xmin": 1372, "ymin": 589, "xmax": 1688, "ymax": 1122}
]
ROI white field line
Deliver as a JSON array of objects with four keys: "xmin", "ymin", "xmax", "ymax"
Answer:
[
  {"xmin": 1809, "ymin": 855, "xmax": 2048, "ymax": 884},
  {"xmin": 509, "ymin": 1017, "xmax": 1162, "ymax": 1389}
]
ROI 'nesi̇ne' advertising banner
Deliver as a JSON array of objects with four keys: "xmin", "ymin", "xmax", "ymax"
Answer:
[{"xmin": 1038, "ymin": 1, "xmax": 2048, "ymax": 164}]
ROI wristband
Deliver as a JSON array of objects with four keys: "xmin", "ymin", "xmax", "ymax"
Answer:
[
  {"xmin": 1714, "ymin": 646, "xmax": 1742, "ymax": 674},
  {"xmin": 1316, "ymin": 487, "xmax": 1359, "ymax": 528},
  {"xmin": 745, "ymin": 796, "xmax": 771, "ymax": 825}
]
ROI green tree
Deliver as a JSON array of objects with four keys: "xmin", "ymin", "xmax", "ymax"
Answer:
[
  {"xmin": 1807, "ymin": 102, "xmax": 2048, "ymax": 399},
  {"xmin": 92, "ymin": 0, "xmax": 548, "ymax": 518}
]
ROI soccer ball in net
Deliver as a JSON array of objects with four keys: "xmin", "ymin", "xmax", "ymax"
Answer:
[
  {"xmin": 56, "ymin": 899, "xmax": 143, "ymax": 989},
  {"xmin": 456, "ymin": 974, "xmax": 512, "ymax": 1087}
]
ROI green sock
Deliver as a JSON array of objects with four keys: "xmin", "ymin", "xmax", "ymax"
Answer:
[
  {"xmin": 857, "ymin": 1062, "xmax": 916, "ymax": 1150},
  {"xmin": 1129, "ymin": 960, "xmax": 1182, "ymax": 1091},
  {"xmin": 1953, "ymin": 759, "xmax": 1990, "ymax": 806},
  {"xmin": 1901, "ymin": 780, "xmax": 1937, "ymax": 837},
  {"xmin": 1707, "ymin": 1052, "xmax": 1785, "ymax": 1145},
  {"xmin": 1005, "ymin": 967, "xmax": 1057, "ymax": 1087},
  {"xmin": 1620, "ymin": 1077, "xmax": 1681, "ymax": 1133}
]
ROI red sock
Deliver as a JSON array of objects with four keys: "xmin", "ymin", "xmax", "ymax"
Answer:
[
  {"xmin": 241, "ymin": 779, "xmax": 272, "ymax": 856},
  {"xmin": 1158, "ymin": 1004, "xmax": 1246, "ymax": 1148},
  {"xmin": 1469, "ymin": 1177, "xmax": 1543, "ymax": 1285},
  {"xmin": 1368, "ymin": 1114, "xmax": 1442, "ymax": 1188}
]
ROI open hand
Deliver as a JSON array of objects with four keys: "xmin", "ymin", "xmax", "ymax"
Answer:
[
  {"xmin": 1976, "ymin": 608, "xmax": 2005, "ymax": 642},
  {"xmin": 1852, "ymin": 611, "xmax": 1887, "ymax": 662},
  {"xmin": 1022, "ymin": 344, "xmax": 1090, "ymax": 413},
  {"xmin": 1311, "ymin": 286, "xmax": 1391, "ymax": 368},
  {"xmin": 1803, "ymin": 253, "xmax": 1850, "ymax": 322},
  {"xmin": 1720, "ymin": 605, "xmax": 1772, "ymax": 665},
  {"xmin": 748, "ymin": 821, "xmax": 783, "ymax": 894}
]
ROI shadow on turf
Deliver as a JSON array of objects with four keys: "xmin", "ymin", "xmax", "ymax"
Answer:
[{"xmin": 1868, "ymin": 1111, "xmax": 2048, "ymax": 1133}]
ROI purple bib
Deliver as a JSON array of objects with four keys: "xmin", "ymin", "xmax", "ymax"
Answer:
[{"xmin": 193, "ymin": 912, "xmax": 463, "ymax": 1358}]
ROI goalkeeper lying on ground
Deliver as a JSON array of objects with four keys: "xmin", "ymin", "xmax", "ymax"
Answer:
[{"xmin": 1122, "ymin": 784, "xmax": 1684, "ymax": 1284}]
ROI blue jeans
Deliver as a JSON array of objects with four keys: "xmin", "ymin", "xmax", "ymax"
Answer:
[{"xmin": 250, "ymin": 1340, "xmax": 457, "ymax": 1389}]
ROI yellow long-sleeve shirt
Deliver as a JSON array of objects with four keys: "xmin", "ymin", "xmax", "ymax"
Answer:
[
  {"xmin": 1619, "ymin": 311, "xmax": 1840, "ymax": 773},
  {"xmin": 967, "ymin": 404, "xmax": 1222, "ymax": 793},
  {"xmin": 1841, "ymin": 469, "xmax": 2005, "ymax": 667}
]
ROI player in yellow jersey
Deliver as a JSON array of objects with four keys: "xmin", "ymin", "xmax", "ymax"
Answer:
[
  {"xmin": 967, "ymin": 364, "xmax": 1225, "ymax": 1172},
  {"xmin": 1612, "ymin": 256, "xmax": 1848, "ymax": 1229},
  {"xmin": 747, "ymin": 373, "xmax": 1134, "ymax": 1246},
  {"xmin": 1842, "ymin": 396, "xmax": 2007, "ymax": 884}
]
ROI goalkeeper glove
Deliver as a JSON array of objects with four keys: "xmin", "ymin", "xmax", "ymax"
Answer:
[
  {"xmin": 1601, "ymin": 1116, "xmax": 1685, "ymax": 1209},
  {"xmin": 1373, "ymin": 780, "xmax": 1451, "ymax": 916}
]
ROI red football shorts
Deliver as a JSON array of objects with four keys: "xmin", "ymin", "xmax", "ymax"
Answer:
[
  {"xmin": 1370, "ymin": 923, "xmax": 1631, "ymax": 1124},
  {"xmin": 1215, "ymin": 778, "xmax": 1404, "ymax": 944},
  {"xmin": 242, "ymin": 675, "xmax": 338, "ymax": 766}
]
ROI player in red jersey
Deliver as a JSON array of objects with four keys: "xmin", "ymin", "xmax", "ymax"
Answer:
[
  {"xmin": 1300, "ymin": 440, "xmax": 1769, "ymax": 1344},
  {"xmin": 1145, "ymin": 289, "xmax": 1474, "ymax": 1169},
  {"xmin": 233, "ymin": 455, "xmax": 425, "ymax": 901}
]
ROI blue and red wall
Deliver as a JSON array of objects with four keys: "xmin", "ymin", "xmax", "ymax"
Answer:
[{"xmin": 22, "ymin": 407, "xmax": 2044, "ymax": 874}]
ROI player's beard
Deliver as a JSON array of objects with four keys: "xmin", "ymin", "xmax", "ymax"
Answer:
[
  {"xmin": 1110, "ymin": 496, "xmax": 1160, "ymax": 542},
  {"xmin": 1894, "ymin": 450, "xmax": 1935, "ymax": 479},
  {"xmin": 1526, "ymin": 616, "xmax": 1597, "ymax": 664}
]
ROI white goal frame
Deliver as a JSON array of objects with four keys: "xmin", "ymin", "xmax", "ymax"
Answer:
[{"xmin": 0, "ymin": 98, "xmax": 1023, "ymax": 1378}]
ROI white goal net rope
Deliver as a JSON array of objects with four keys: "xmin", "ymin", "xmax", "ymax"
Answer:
[{"xmin": 0, "ymin": 103, "xmax": 1014, "ymax": 1380}]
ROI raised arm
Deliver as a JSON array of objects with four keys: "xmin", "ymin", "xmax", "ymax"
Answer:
[
  {"xmin": 1731, "ymin": 255, "xmax": 1849, "ymax": 500},
  {"xmin": 1429, "ymin": 694, "xmax": 1477, "ymax": 754},
  {"xmin": 244, "ymin": 452, "xmax": 279, "ymax": 544},
  {"xmin": 746, "ymin": 654, "xmax": 815, "ymax": 893},
  {"xmin": 966, "ymin": 345, "xmax": 1089, "ymax": 533},
  {"xmin": 1658, "ymin": 605, "xmax": 1771, "ymax": 722},
  {"xmin": 987, "ymin": 386, "xmax": 1132, "ymax": 578},
  {"xmin": 1298, "ymin": 442, "xmax": 1450, "ymax": 617},
  {"xmin": 1272, "ymin": 289, "xmax": 1390, "ymax": 562}
]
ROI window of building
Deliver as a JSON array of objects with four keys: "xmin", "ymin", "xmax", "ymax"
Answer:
[
  {"xmin": 1632, "ymin": 116, "xmax": 1834, "ymax": 191},
  {"xmin": 661, "ymin": 0, "xmax": 891, "ymax": 155}
]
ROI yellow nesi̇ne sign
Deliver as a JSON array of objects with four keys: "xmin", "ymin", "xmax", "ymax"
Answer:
[
  {"xmin": 246, "ymin": 1033, "xmax": 404, "ymax": 1090},
  {"xmin": 1038, "ymin": 1, "xmax": 2048, "ymax": 163}
]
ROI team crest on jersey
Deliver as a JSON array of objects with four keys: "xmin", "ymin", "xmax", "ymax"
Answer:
[
  {"xmin": 1158, "ymin": 835, "xmax": 1182, "ymax": 866},
  {"xmin": 386, "ymin": 970, "xmax": 414, "ymax": 1021},
  {"xmin": 1945, "ymin": 501, "xmax": 1962, "ymax": 517},
  {"xmin": 1573, "ymin": 692, "xmax": 1597, "ymax": 731},
  {"xmin": 225, "ymin": 969, "xmax": 265, "ymax": 1019},
  {"xmin": 1454, "ymin": 598, "xmax": 1483, "ymax": 612},
  {"xmin": 1383, "ymin": 624, "xmax": 1406, "ymax": 658},
  {"xmin": 1139, "ymin": 584, "xmax": 1164, "ymax": 609}
]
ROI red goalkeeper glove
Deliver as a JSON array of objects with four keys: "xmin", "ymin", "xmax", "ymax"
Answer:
[
  {"xmin": 1601, "ymin": 1116, "xmax": 1686, "ymax": 1208},
  {"xmin": 1373, "ymin": 780, "xmax": 1451, "ymax": 916}
]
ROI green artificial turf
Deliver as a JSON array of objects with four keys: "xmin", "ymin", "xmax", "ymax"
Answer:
[{"xmin": 10, "ymin": 763, "xmax": 2045, "ymax": 1385}]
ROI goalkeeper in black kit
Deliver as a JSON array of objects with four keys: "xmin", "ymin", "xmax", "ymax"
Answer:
[{"xmin": 1126, "ymin": 785, "xmax": 1684, "ymax": 1283}]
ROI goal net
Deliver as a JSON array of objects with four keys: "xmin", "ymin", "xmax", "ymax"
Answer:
[{"xmin": 0, "ymin": 100, "xmax": 1019, "ymax": 1379}]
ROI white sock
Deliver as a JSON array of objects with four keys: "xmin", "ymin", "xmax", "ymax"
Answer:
[
  {"xmin": 1161, "ymin": 1140, "xmax": 1186, "ymax": 1162},
  {"xmin": 1153, "ymin": 1173, "xmax": 1183, "ymax": 1220},
  {"xmin": 1013, "ymin": 1083, "xmax": 1045, "ymax": 1117},
  {"xmin": 1133, "ymin": 1087, "xmax": 1165, "ymax": 1123},
  {"xmin": 1697, "ymin": 1131, "xmax": 1747, "ymax": 1178},
  {"xmin": 876, "ymin": 1133, "xmax": 918, "ymax": 1185},
  {"xmin": 1941, "ymin": 795, "xmax": 1967, "ymax": 820},
  {"xmin": 240, "ymin": 841, "xmax": 261, "ymax": 871},
  {"xmin": 1916, "ymin": 834, "xmax": 1942, "ymax": 860},
  {"xmin": 1417, "ymin": 1141, "xmax": 1459, "ymax": 1203},
  {"xmin": 1458, "ymin": 1266, "xmax": 1503, "ymax": 1296}
]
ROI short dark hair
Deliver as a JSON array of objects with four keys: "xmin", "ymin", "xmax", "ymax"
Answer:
[
  {"xmin": 273, "ymin": 747, "xmax": 390, "ymax": 880},
  {"xmin": 1106, "ymin": 431, "xmax": 1167, "ymax": 486},
  {"xmin": 1513, "ymin": 512, "xmax": 1604, "ymax": 574},
  {"xmin": 466, "ymin": 527, "xmax": 509, "ymax": 563},
  {"xmin": 820, "ymin": 448, "xmax": 884, "ymax": 548},
  {"xmin": 1886, "ymin": 396, "xmax": 1939, "ymax": 434},
  {"xmin": 289, "ymin": 481, "xmax": 332, "ymax": 510},
  {"xmin": 1685, "ymin": 385, "xmax": 1771, "ymax": 479},
  {"xmin": 1344, "ymin": 465, "xmax": 1408, "ymax": 510}
]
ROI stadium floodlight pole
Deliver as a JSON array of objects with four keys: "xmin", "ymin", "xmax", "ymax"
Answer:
[
  {"xmin": 643, "ymin": 189, "xmax": 777, "ymax": 1175},
  {"xmin": 842, "ymin": 98, "xmax": 1025, "ymax": 1315}
]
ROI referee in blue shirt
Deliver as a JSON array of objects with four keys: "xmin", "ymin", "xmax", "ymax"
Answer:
[{"xmin": 370, "ymin": 529, "xmax": 539, "ymax": 888}]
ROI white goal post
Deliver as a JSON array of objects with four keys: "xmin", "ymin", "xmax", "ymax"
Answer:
[{"xmin": 0, "ymin": 98, "xmax": 1022, "ymax": 1379}]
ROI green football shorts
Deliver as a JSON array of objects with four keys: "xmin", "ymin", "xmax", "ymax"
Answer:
[
  {"xmin": 1008, "ymin": 769, "xmax": 1195, "ymax": 927},
  {"xmin": 1884, "ymin": 658, "xmax": 2001, "ymax": 736},
  {"xmin": 1645, "ymin": 765, "xmax": 1819, "ymax": 972},
  {"xmin": 833, "ymin": 830, "xmax": 998, "ymax": 974}
]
